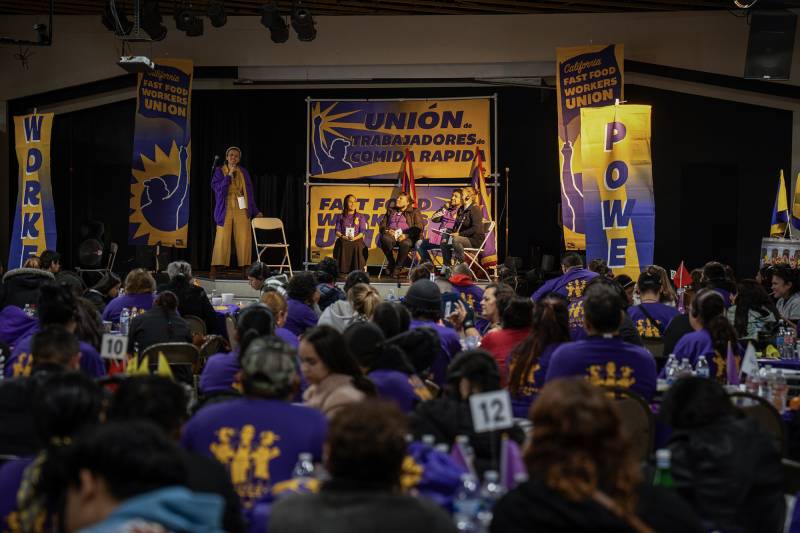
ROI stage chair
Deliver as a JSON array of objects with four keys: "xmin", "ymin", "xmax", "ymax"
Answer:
[
  {"xmin": 183, "ymin": 315, "xmax": 206, "ymax": 337},
  {"xmin": 251, "ymin": 217, "xmax": 293, "ymax": 276},
  {"xmin": 729, "ymin": 391, "xmax": 786, "ymax": 455},
  {"xmin": 601, "ymin": 385, "xmax": 655, "ymax": 462},
  {"xmin": 463, "ymin": 221, "xmax": 496, "ymax": 281},
  {"xmin": 77, "ymin": 242, "xmax": 118, "ymax": 285}
]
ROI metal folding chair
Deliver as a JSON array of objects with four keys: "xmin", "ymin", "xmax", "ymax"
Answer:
[
  {"xmin": 463, "ymin": 221, "xmax": 496, "ymax": 281},
  {"xmin": 251, "ymin": 217, "xmax": 293, "ymax": 276},
  {"xmin": 183, "ymin": 315, "xmax": 206, "ymax": 337}
]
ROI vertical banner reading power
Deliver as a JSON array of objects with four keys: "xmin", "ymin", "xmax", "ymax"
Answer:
[
  {"xmin": 556, "ymin": 44, "xmax": 624, "ymax": 250},
  {"xmin": 580, "ymin": 105, "xmax": 654, "ymax": 279},
  {"xmin": 129, "ymin": 58, "xmax": 193, "ymax": 247},
  {"xmin": 9, "ymin": 113, "xmax": 57, "ymax": 268}
]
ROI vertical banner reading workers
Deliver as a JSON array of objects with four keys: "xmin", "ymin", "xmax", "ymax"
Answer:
[
  {"xmin": 580, "ymin": 105, "xmax": 654, "ymax": 279},
  {"xmin": 556, "ymin": 44, "xmax": 624, "ymax": 250},
  {"xmin": 9, "ymin": 113, "xmax": 57, "ymax": 269},
  {"xmin": 129, "ymin": 58, "xmax": 193, "ymax": 247}
]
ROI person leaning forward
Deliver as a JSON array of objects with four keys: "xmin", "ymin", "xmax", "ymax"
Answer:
[{"xmin": 378, "ymin": 192, "xmax": 423, "ymax": 278}]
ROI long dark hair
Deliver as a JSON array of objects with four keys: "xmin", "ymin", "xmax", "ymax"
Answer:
[
  {"xmin": 733, "ymin": 279, "xmax": 779, "ymax": 337},
  {"xmin": 91, "ymin": 273, "xmax": 121, "ymax": 297},
  {"xmin": 341, "ymin": 194, "xmax": 359, "ymax": 216},
  {"xmin": 508, "ymin": 297, "xmax": 570, "ymax": 396},
  {"xmin": 303, "ymin": 326, "xmax": 376, "ymax": 396},
  {"xmin": 691, "ymin": 289, "xmax": 738, "ymax": 356},
  {"xmin": 154, "ymin": 291, "xmax": 179, "ymax": 338},
  {"xmin": 236, "ymin": 304, "xmax": 276, "ymax": 356}
]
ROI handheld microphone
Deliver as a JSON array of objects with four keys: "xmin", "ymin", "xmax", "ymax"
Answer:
[{"xmin": 210, "ymin": 155, "xmax": 220, "ymax": 176}]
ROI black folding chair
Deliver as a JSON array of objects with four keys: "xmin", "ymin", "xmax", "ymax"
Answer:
[
  {"xmin": 602, "ymin": 385, "xmax": 655, "ymax": 462},
  {"xmin": 729, "ymin": 391, "xmax": 786, "ymax": 455}
]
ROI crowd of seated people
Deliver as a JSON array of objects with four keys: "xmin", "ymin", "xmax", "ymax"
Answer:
[{"xmin": 0, "ymin": 248, "xmax": 794, "ymax": 533}]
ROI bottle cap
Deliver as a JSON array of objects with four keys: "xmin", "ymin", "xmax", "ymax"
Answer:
[
  {"xmin": 299, "ymin": 452, "xmax": 312, "ymax": 461},
  {"xmin": 655, "ymin": 448, "xmax": 671, "ymax": 462},
  {"xmin": 484, "ymin": 470, "xmax": 499, "ymax": 482}
]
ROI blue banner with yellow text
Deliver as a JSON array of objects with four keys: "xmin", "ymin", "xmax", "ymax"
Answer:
[
  {"xmin": 9, "ymin": 112, "xmax": 57, "ymax": 269},
  {"xmin": 556, "ymin": 44, "xmax": 624, "ymax": 250},
  {"xmin": 129, "ymin": 58, "xmax": 193, "ymax": 247},
  {"xmin": 309, "ymin": 98, "xmax": 491, "ymax": 180},
  {"xmin": 580, "ymin": 105, "xmax": 653, "ymax": 279}
]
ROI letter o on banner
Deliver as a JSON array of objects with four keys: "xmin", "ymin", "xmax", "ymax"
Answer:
[{"xmin": 604, "ymin": 160, "xmax": 628, "ymax": 190}]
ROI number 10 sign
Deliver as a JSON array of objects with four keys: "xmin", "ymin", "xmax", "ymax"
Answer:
[{"xmin": 469, "ymin": 389, "xmax": 514, "ymax": 433}]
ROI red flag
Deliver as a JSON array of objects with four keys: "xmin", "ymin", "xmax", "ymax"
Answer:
[
  {"xmin": 672, "ymin": 261, "xmax": 691, "ymax": 289},
  {"xmin": 401, "ymin": 148, "xmax": 418, "ymax": 208}
]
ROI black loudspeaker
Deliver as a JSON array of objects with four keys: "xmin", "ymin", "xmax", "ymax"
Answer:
[{"xmin": 744, "ymin": 10, "xmax": 797, "ymax": 80}]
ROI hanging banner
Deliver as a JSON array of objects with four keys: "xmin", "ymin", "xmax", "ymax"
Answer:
[
  {"xmin": 309, "ymin": 184, "xmax": 490, "ymax": 264},
  {"xmin": 308, "ymin": 98, "xmax": 491, "ymax": 180},
  {"xmin": 760, "ymin": 237, "xmax": 800, "ymax": 268},
  {"xmin": 556, "ymin": 44, "xmax": 624, "ymax": 250},
  {"xmin": 129, "ymin": 58, "xmax": 193, "ymax": 247},
  {"xmin": 580, "ymin": 104, "xmax": 654, "ymax": 279},
  {"xmin": 9, "ymin": 112, "xmax": 57, "ymax": 269}
]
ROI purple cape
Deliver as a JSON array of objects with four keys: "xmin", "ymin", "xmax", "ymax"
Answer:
[{"xmin": 212, "ymin": 166, "xmax": 259, "ymax": 227}]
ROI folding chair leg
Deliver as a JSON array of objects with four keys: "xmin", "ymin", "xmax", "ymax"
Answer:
[{"xmin": 378, "ymin": 258, "xmax": 387, "ymax": 279}]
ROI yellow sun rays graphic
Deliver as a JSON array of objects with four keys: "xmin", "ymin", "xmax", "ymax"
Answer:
[
  {"xmin": 130, "ymin": 141, "xmax": 181, "ymax": 243},
  {"xmin": 313, "ymin": 102, "xmax": 367, "ymax": 151}
]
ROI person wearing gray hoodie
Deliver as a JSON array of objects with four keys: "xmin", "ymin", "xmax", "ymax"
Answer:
[{"xmin": 318, "ymin": 273, "xmax": 379, "ymax": 333}]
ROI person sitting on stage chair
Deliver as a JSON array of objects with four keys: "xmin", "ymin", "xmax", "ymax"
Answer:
[
  {"xmin": 441, "ymin": 186, "xmax": 485, "ymax": 268},
  {"xmin": 378, "ymin": 192, "xmax": 423, "ymax": 278},
  {"xmin": 333, "ymin": 194, "xmax": 369, "ymax": 275},
  {"xmin": 210, "ymin": 147, "xmax": 262, "ymax": 280},
  {"xmin": 416, "ymin": 189, "xmax": 462, "ymax": 270}
]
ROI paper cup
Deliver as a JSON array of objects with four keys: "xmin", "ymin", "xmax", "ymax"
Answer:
[
  {"xmin": 222, "ymin": 293, "xmax": 234, "ymax": 305},
  {"xmin": 212, "ymin": 297, "xmax": 223, "ymax": 306}
]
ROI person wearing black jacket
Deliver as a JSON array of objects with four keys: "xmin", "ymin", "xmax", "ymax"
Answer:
[
  {"xmin": 127, "ymin": 291, "xmax": 192, "ymax": 358},
  {"xmin": 378, "ymin": 192, "xmax": 424, "ymax": 277},
  {"xmin": 0, "ymin": 268, "xmax": 54, "ymax": 310},
  {"xmin": 163, "ymin": 261, "xmax": 217, "ymax": 334},
  {"xmin": 442, "ymin": 186, "xmax": 485, "ymax": 267}
]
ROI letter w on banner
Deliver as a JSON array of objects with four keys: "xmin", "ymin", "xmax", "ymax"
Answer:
[
  {"xmin": 580, "ymin": 105, "xmax": 654, "ymax": 279},
  {"xmin": 471, "ymin": 148, "xmax": 497, "ymax": 268}
]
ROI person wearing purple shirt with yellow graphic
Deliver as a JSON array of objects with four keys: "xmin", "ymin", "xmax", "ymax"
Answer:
[
  {"xmin": 5, "ymin": 283, "xmax": 105, "ymax": 379},
  {"xmin": 417, "ymin": 189, "xmax": 462, "ymax": 266},
  {"xmin": 531, "ymin": 252, "xmax": 598, "ymax": 303},
  {"xmin": 101, "ymin": 268, "xmax": 156, "ymax": 324},
  {"xmin": 545, "ymin": 281, "xmax": 656, "ymax": 401},
  {"xmin": 284, "ymin": 272, "xmax": 320, "ymax": 337},
  {"xmin": 403, "ymin": 280, "xmax": 462, "ymax": 387},
  {"xmin": 378, "ymin": 192, "xmax": 424, "ymax": 278},
  {"xmin": 628, "ymin": 270, "xmax": 679, "ymax": 339},
  {"xmin": 672, "ymin": 289, "xmax": 741, "ymax": 383},
  {"xmin": 183, "ymin": 336, "xmax": 327, "ymax": 510},
  {"xmin": 333, "ymin": 194, "xmax": 370, "ymax": 274},
  {"xmin": 506, "ymin": 296, "xmax": 571, "ymax": 418}
]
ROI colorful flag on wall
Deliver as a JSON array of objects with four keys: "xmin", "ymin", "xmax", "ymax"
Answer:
[
  {"xmin": 9, "ymin": 112, "xmax": 57, "ymax": 269},
  {"xmin": 792, "ymin": 172, "xmax": 800, "ymax": 231},
  {"xmin": 401, "ymin": 148, "xmax": 418, "ymax": 208},
  {"xmin": 470, "ymin": 148, "xmax": 497, "ymax": 268},
  {"xmin": 772, "ymin": 169, "xmax": 790, "ymax": 236}
]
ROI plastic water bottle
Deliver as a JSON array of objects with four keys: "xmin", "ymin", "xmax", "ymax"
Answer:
[
  {"xmin": 694, "ymin": 355, "xmax": 710, "ymax": 379},
  {"xmin": 664, "ymin": 354, "xmax": 678, "ymax": 385},
  {"xmin": 119, "ymin": 308, "xmax": 131, "ymax": 335},
  {"xmin": 453, "ymin": 473, "xmax": 481, "ymax": 532},
  {"xmin": 435, "ymin": 443, "xmax": 450, "ymax": 454},
  {"xmin": 387, "ymin": 289, "xmax": 397, "ymax": 302},
  {"xmin": 758, "ymin": 365, "xmax": 772, "ymax": 399},
  {"xmin": 476, "ymin": 470, "xmax": 506, "ymax": 530},
  {"xmin": 422, "ymin": 434, "xmax": 436, "ymax": 447},
  {"xmin": 777, "ymin": 321, "xmax": 786, "ymax": 359},
  {"xmin": 678, "ymin": 358, "xmax": 693, "ymax": 378},
  {"xmin": 773, "ymin": 369, "xmax": 788, "ymax": 413},
  {"xmin": 652, "ymin": 449, "xmax": 674, "ymax": 488},
  {"xmin": 785, "ymin": 328, "xmax": 796, "ymax": 360},
  {"xmin": 291, "ymin": 453, "xmax": 315, "ymax": 479}
]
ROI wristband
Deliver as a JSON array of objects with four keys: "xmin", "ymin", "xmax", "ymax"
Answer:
[{"xmin": 463, "ymin": 320, "xmax": 475, "ymax": 330}]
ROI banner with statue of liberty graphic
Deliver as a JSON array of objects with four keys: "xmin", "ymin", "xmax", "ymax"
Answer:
[
  {"xmin": 308, "ymin": 98, "xmax": 491, "ymax": 181},
  {"xmin": 129, "ymin": 58, "xmax": 193, "ymax": 247}
]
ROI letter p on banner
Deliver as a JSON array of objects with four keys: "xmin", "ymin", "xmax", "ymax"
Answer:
[{"xmin": 579, "ymin": 105, "xmax": 654, "ymax": 279}]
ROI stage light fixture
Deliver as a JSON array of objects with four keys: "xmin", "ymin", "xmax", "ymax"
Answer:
[
  {"xmin": 175, "ymin": 7, "xmax": 204, "ymax": 37},
  {"xmin": 208, "ymin": 1, "xmax": 227, "ymax": 28},
  {"xmin": 291, "ymin": 5, "xmax": 316, "ymax": 42},
  {"xmin": 101, "ymin": 0, "xmax": 133, "ymax": 35},
  {"xmin": 140, "ymin": 0, "xmax": 167, "ymax": 41},
  {"xmin": 260, "ymin": 3, "xmax": 289, "ymax": 43}
]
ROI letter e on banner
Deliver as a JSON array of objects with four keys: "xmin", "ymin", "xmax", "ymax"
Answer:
[{"xmin": 470, "ymin": 390, "xmax": 514, "ymax": 433}]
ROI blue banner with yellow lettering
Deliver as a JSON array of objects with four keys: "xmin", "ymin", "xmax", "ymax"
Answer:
[
  {"xmin": 580, "ymin": 104, "xmax": 654, "ymax": 279},
  {"xmin": 556, "ymin": 44, "xmax": 624, "ymax": 251},
  {"xmin": 309, "ymin": 98, "xmax": 491, "ymax": 180},
  {"xmin": 129, "ymin": 58, "xmax": 193, "ymax": 247},
  {"xmin": 9, "ymin": 112, "xmax": 57, "ymax": 269}
]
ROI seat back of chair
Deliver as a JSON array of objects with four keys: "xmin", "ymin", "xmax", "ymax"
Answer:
[
  {"xmin": 225, "ymin": 315, "xmax": 238, "ymax": 350},
  {"xmin": 141, "ymin": 342, "xmax": 200, "ymax": 371},
  {"xmin": 730, "ymin": 392, "xmax": 786, "ymax": 454},
  {"xmin": 641, "ymin": 338, "xmax": 666, "ymax": 371},
  {"xmin": 183, "ymin": 315, "xmax": 206, "ymax": 337},
  {"xmin": 252, "ymin": 217, "xmax": 285, "ymax": 232},
  {"xmin": 602, "ymin": 386, "xmax": 654, "ymax": 462}
]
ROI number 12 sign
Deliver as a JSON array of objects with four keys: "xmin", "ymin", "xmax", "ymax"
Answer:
[{"xmin": 469, "ymin": 389, "xmax": 514, "ymax": 433}]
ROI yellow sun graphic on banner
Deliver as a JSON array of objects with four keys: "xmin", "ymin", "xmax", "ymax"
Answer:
[{"xmin": 130, "ymin": 141, "xmax": 191, "ymax": 246}]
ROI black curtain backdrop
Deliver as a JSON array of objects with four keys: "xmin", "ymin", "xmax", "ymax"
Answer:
[{"xmin": 6, "ymin": 84, "xmax": 792, "ymax": 278}]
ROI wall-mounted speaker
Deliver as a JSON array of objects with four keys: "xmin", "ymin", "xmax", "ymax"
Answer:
[{"xmin": 744, "ymin": 10, "xmax": 797, "ymax": 80}]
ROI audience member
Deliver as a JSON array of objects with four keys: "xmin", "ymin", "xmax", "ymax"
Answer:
[
  {"xmin": 301, "ymin": 326, "xmax": 374, "ymax": 417},
  {"xmin": 163, "ymin": 261, "xmax": 217, "ymax": 333},
  {"xmin": 247, "ymin": 262, "xmax": 271, "ymax": 295},
  {"xmin": 480, "ymin": 297, "xmax": 533, "ymax": 384},
  {"xmin": 372, "ymin": 301, "xmax": 411, "ymax": 338},
  {"xmin": 545, "ymin": 281, "xmax": 656, "ymax": 401},
  {"xmin": 701, "ymin": 261, "xmax": 736, "ymax": 309},
  {"xmin": 23, "ymin": 257, "xmax": 41, "ymax": 269},
  {"xmin": 183, "ymin": 336, "xmax": 327, "ymax": 509},
  {"xmin": 448, "ymin": 263, "xmax": 486, "ymax": 329},
  {"xmin": 0, "ymin": 304, "xmax": 38, "ymax": 347},
  {"xmin": 409, "ymin": 262, "xmax": 436, "ymax": 283},
  {"xmin": 102, "ymin": 268, "xmax": 156, "ymax": 323},
  {"xmin": 587, "ymin": 257, "xmax": 611, "ymax": 278},
  {"xmin": 260, "ymin": 291, "xmax": 299, "ymax": 347},
  {"xmin": 73, "ymin": 296, "xmax": 105, "ymax": 353},
  {"xmin": 480, "ymin": 282, "xmax": 515, "ymax": 334},
  {"xmin": 284, "ymin": 272, "xmax": 320, "ymax": 336},
  {"xmin": 615, "ymin": 274, "xmax": 635, "ymax": 306},
  {"xmin": 628, "ymin": 269, "xmax": 680, "ymax": 339},
  {"xmin": 128, "ymin": 291, "xmax": 192, "ymax": 361},
  {"xmin": 507, "ymin": 296, "xmax": 571, "ymax": 417},
  {"xmin": 84, "ymin": 272, "xmax": 121, "ymax": 314},
  {"xmin": 772, "ymin": 265, "xmax": 800, "ymax": 324},
  {"xmin": 570, "ymin": 277, "xmax": 644, "ymax": 345},
  {"xmin": 0, "ymin": 265, "xmax": 54, "ymax": 310},
  {"xmin": 727, "ymin": 279, "xmax": 778, "ymax": 343},
  {"xmin": 647, "ymin": 264, "xmax": 678, "ymax": 305},
  {"xmin": 316, "ymin": 257, "xmax": 345, "ymax": 312},
  {"xmin": 531, "ymin": 252, "xmax": 598, "ymax": 302},
  {"xmin": 270, "ymin": 401, "xmax": 456, "ymax": 533},
  {"xmin": 318, "ymin": 282, "xmax": 380, "ymax": 332},
  {"xmin": 39, "ymin": 250, "xmax": 61, "ymax": 274}
]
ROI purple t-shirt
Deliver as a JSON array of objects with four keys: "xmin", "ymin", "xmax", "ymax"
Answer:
[
  {"xmin": 101, "ymin": 293, "xmax": 155, "ymax": 323},
  {"xmin": 567, "ymin": 297, "xmax": 586, "ymax": 340},
  {"xmin": 0, "ymin": 456, "xmax": 34, "ymax": 532},
  {"xmin": 628, "ymin": 303, "xmax": 679, "ymax": 339},
  {"xmin": 181, "ymin": 397, "xmax": 327, "ymax": 509},
  {"xmin": 713, "ymin": 288, "xmax": 735, "ymax": 309},
  {"xmin": 388, "ymin": 211, "xmax": 410, "ymax": 232},
  {"xmin": 410, "ymin": 319, "xmax": 462, "ymax": 386},
  {"xmin": 531, "ymin": 267, "xmax": 598, "ymax": 302},
  {"xmin": 0, "ymin": 306, "xmax": 37, "ymax": 348},
  {"xmin": 368, "ymin": 369, "xmax": 418, "ymax": 413},
  {"xmin": 672, "ymin": 328, "xmax": 740, "ymax": 383},
  {"xmin": 199, "ymin": 350, "xmax": 240, "ymax": 394},
  {"xmin": 285, "ymin": 299, "xmax": 318, "ymax": 337},
  {"xmin": 545, "ymin": 336, "xmax": 657, "ymax": 401},
  {"xmin": 334, "ymin": 213, "xmax": 367, "ymax": 237},
  {"xmin": 5, "ymin": 333, "xmax": 106, "ymax": 378},
  {"xmin": 506, "ymin": 342, "xmax": 561, "ymax": 418},
  {"xmin": 275, "ymin": 327, "xmax": 299, "ymax": 348}
]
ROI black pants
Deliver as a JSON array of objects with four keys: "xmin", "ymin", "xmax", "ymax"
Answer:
[
  {"xmin": 441, "ymin": 235, "xmax": 472, "ymax": 266},
  {"xmin": 379, "ymin": 233, "xmax": 413, "ymax": 271}
]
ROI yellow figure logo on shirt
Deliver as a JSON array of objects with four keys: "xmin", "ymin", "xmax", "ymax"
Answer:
[
  {"xmin": 566, "ymin": 280, "xmax": 588, "ymax": 300},
  {"xmin": 635, "ymin": 319, "xmax": 662, "ymax": 339},
  {"xmin": 400, "ymin": 455, "xmax": 424, "ymax": 490},
  {"xmin": 568, "ymin": 300, "xmax": 585, "ymax": 330},
  {"xmin": 712, "ymin": 352, "xmax": 741, "ymax": 383},
  {"xmin": 12, "ymin": 353, "xmax": 32, "ymax": 377},
  {"xmin": 508, "ymin": 359, "xmax": 541, "ymax": 396},
  {"xmin": 209, "ymin": 425, "xmax": 283, "ymax": 507},
  {"xmin": 587, "ymin": 361, "xmax": 636, "ymax": 389}
]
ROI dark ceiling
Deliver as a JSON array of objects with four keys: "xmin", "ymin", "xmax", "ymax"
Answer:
[{"xmin": 2, "ymin": 0, "xmax": 799, "ymax": 16}]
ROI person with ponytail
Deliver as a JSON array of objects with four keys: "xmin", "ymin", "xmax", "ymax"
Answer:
[
  {"xmin": 260, "ymin": 291, "xmax": 299, "ymax": 347},
  {"xmin": 318, "ymin": 282, "xmax": 381, "ymax": 333},
  {"xmin": 628, "ymin": 269, "xmax": 680, "ymax": 340},
  {"xmin": 506, "ymin": 296, "xmax": 571, "ymax": 418},
  {"xmin": 673, "ymin": 289, "xmax": 740, "ymax": 383},
  {"xmin": 727, "ymin": 279, "xmax": 778, "ymax": 342},
  {"xmin": 301, "ymin": 325, "xmax": 375, "ymax": 418},
  {"xmin": 164, "ymin": 261, "xmax": 217, "ymax": 333},
  {"xmin": 127, "ymin": 291, "xmax": 192, "ymax": 356},
  {"xmin": 199, "ymin": 304, "xmax": 275, "ymax": 397}
]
